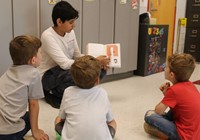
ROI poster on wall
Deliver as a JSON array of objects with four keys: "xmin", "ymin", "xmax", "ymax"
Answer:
[
  {"xmin": 48, "ymin": 0, "xmax": 57, "ymax": 5},
  {"xmin": 135, "ymin": 25, "xmax": 169, "ymax": 76},
  {"xmin": 132, "ymin": 0, "xmax": 138, "ymax": 9},
  {"xmin": 147, "ymin": 26, "xmax": 168, "ymax": 75}
]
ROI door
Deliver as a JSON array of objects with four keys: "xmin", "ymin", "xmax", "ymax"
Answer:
[
  {"xmin": 82, "ymin": 0, "xmax": 100, "ymax": 53},
  {"xmin": 40, "ymin": 0, "xmax": 61, "ymax": 35},
  {"xmin": 0, "ymin": 0, "xmax": 12, "ymax": 76},
  {"xmin": 114, "ymin": 0, "xmax": 139, "ymax": 74},
  {"xmin": 148, "ymin": 0, "xmax": 176, "ymax": 58},
  {"xmin": 13, "ymin": 0, "xmax": 39, "ymax": 37},
  {"xmin": 64, "ymin": 0, "xmax": 82, "ymax": 48},
  {"xmin": 82, "ymin": 0, "xmax": 114, "ymax": 75}
]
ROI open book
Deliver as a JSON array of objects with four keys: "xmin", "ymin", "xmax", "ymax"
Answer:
[{"xmin": 86, "ymin": 43, "xmax": 121, "ymax": 68}]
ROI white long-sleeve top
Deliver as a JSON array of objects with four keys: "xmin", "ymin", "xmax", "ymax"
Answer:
[{"xmin": 38, "ymin": 27, "xmax": 82, "ymax": 76}]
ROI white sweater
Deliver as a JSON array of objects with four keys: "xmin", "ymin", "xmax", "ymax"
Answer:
[{"xmin": 38, "ymin": 27, "xmax": 82, "ymax": 76}]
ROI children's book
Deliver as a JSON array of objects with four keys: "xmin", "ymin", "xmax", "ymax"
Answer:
[{"xmin": 86, "ymin": 43, "xmax": 121, "ymax": 68}]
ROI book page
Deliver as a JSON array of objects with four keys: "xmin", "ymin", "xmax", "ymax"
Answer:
[
  {"xmin": 86, "ymin": 43, "xmax": 121, "ymax": 68},
  {"xmin": 86, "ymin": 43, "xmax": 106, "ymax": 57},
  {"xmin": 105, "ymin": 44, "xmax": 121, "ymax": 68}
]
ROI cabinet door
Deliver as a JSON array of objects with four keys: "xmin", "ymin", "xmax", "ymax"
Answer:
[
  {"xmin": 82, "ymin": 0, "xmax": 100, "ymax": 53},
  {"xmin": 82, "ymin": 0, "xmax": 114, "ymax": 75},
  {"xmin": 0, "ymin": 0, "xmax": 12, "ymax": 76},
  {"xmin": 40, "ymin": 0, "xmax": 61, "ymax": 35},
  {"xmin": 13, "ymin": 0, "xmax": 39, "ymax": 37},
  {"xmin": 99, "ymin": 0, "xmax": 115, "ymax": 75},
  {"xmin": 114, "ymin": 0, "xmax": 139, "ymax": 74},
  {"xmin": 184, "ymin": 27, "xmax": 200, "ymax": 62},
  {"xmin": 64, "ymin": 0, "xmax": 82, "ymax": 49},
  {"xmin": 99, "ymin": 0, "xmax": 115, "ymax": 44}
]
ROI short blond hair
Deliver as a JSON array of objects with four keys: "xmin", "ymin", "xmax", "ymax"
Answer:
[{"xmin": 70, "ymin": 55, "xmax": 101, "ymax": 89}]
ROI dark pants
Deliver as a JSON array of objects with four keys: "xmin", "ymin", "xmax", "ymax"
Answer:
[
  {"xmin": 0, "ymin": 112, "xmax": 30, "ymax": 140},
  {"xmin": 42, "ymin": 66, "xmax": 107, "ymax": 108}
]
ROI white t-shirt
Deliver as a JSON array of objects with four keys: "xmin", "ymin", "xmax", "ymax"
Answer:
[
  {"xmin": 59, "ymin": 86, "xmax": 114, "ymax": 140},
  {"xmin": 38, "ymin": 27, "xmax": 82, "ymax": 76},
  {"xmin": 0, "ymin": 65, "xmax": 44, "ymax": 134}
]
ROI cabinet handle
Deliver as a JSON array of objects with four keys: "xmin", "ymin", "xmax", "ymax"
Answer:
[
  {"xmin": 193, "ymin": 14, "xmax": 199, "ymax": 19},
  {"xmin": 192, "ymin": 30, "xmax": 198, "ymax": 34},
  {"xmin": 190, "ymin": 45, "xmax": 196, "ymax": 49}
]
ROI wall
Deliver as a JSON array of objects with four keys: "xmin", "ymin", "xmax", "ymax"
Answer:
[
  {"xmin": 173, "ymin": 0, "xmax": 187, "ymax": 53},
  {"xmin": 139, "ymin": 0, "xmax": 148, "ymax": 14},
  {"xmin": 0, "ymin": 0, "xmax": 39, "ymax": 76},
  {"xmin": 0, "ymin": 0, "xmax": 12, "ymax": 76}
]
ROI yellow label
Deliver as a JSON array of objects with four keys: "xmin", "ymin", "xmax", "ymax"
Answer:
[{"xmin": 179, "ymin": 18, "xmax": 187, "ymax": 26}]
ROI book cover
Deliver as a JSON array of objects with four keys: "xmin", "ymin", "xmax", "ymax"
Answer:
[{"xmin": 86, "ymin": 43, "xmax": 121, "ymax": 68}]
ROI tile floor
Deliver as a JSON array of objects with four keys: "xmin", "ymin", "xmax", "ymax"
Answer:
[{"xmin": 26, "ymin": 64, "xmax": 200, "ymax": 140}]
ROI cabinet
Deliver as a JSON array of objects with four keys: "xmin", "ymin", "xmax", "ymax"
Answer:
[
  {"xmin": 40, "ymin": 0, "xmax": 59, "ymax": 35},
  {"xmin": 114, "ymin": 0, "xmax": 139, "ymax": 74},
  {"xmin": 0, "ymin": 0, "xmax": 12, "ymax": 76},
  {"xmin": 65, "ymin": 0, "xmax": 82, "ymax": 48},
  {"xmin": 13, "ymin": 0, "xmax": 39, "ymax": 37},
  {"xmin": 184, "ymin": 28, "xmax": 200, "ymax": 61},
  {"xmin": 0, "ymin": 0, "xmax": 40, "ymax": 75},
  {"xmin": 184, "ymin": 0, "xmax": 200, "ymax": 62},
  {"xmin": 0, "ymin": 0, "xmax": 139, "ymax": 78},
  {"xmin": 82, "ymin": 0, "xmax": 115, "ymax": 50},
  {"xmin": 81, "ymin": 0, "xmax": 115, "ymax": 75},
  {"xmin": 82, "ymin": 0, "xmax": 139, "ymax": 75},
  {"xmin": 135, "ymin": 24, "xmax": 168, "ymax": 76}
]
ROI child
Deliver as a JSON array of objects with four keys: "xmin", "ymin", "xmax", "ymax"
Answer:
[
  {"xmin": 38, "ymin": 1, "xmax": 109, "ymax": 108},
  {"xmin": 144, "ymin": 53, "xmax": 200, "ymax": 140},
  {"xmin": 0, "ymin": 35, "xmax": 49, "ymax": 140},
  {"xmin": 55, "ymin": 55, "xmax": 117, "ymax": 140}
]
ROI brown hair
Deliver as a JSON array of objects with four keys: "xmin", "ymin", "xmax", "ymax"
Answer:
[
  {"xmin": 70, "ymin": 55, "xmax": 101, "ymax": 89},
  {"xmin": 9, "ymin": 35, "xmax": 41, "ymax": 65},
  {"xmin": 167, "ymin": 53, "xmax": 195, "ymax": 82}
]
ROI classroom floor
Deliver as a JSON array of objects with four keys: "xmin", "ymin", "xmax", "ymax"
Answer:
[{"xmin": 26, "ymin": 64, "xmax": 200, "ymax": 140}]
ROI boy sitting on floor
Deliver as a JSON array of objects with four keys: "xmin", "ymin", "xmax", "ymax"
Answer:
[{"xmin": 55, "ymin": 55, "xmax": 117, "ymax": 140}]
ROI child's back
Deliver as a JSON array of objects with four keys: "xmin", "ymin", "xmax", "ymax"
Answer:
[
  {"xmin": 61, "ymin": 86, "xmax": 113, "ymax": 140},
  {"xmin": 166, "ymin": 81, "xmax": 200, "ymax": 139},
  {"xmin": 55, "ymin": 55, "xmax": 116, "ymax": 140},
  {"xmin": 0, "ymin": 35, "xmax": 48, "ymax": 140},
  {"xmin": 0, "ymin": 65, "xmax": 42, "ymax": 134}
]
